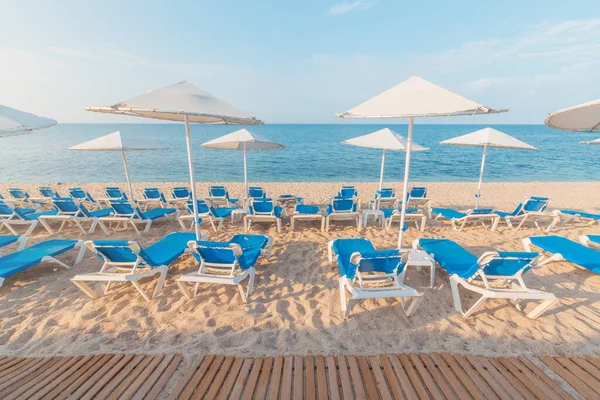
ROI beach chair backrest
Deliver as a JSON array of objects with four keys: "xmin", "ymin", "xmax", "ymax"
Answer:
[
  {"xmin": 353, "ymin": 250, "xmax": 406, "ymax": 275},
  {"xmin": 331, "ymin": 198, "xmax": 357, "ymax": 213},
  {"xmin": 189, "ymin": 241, "xmax": 245, "ymax": 271},
  {"xmin": 409, "ymin": 187, "xmax": 427, "ymax": 199},
  {"xmin": 250, "ymin": 199, "xmax": 275, "ymax": 215},
  {"xmin": 480, "ymin": 251, "xmax": 539, "ymax": 277},
  {"xmin": 143, "ymin": 188, "xmax": 166, "ymax": 202},
  {"xmin": 39, "ymin": 186, "xmax": 57, "ymax": 198},
  {"xmin": 106, "ymin": 187, "xmax": 127, "ymax": 200},
  {"xmin": 376, "ymin": 188, "xmax": 395, "ymax": 199},
  {"xmin": 248, "ymin": 187, "xmax": 266, "ymax": 199},
  {"xmin": 522, "ymin": 196, "xmax": 549, "ymax": 213},
  {"xmin": 9, "ymin": 188, "xmax": 28, "ymax": 199},
  {"xmin": 52, "ymin": 197, "xmax": 80, "ymax": 215},
  {"xmin": 69, "ymin": 187, "xmax": 87, "ymax": 200},
  {"xmin": 338, "ymin": 186, "xmax": 357, "ymax": 198},
  {"xmin": 12, "ymin": 207, "xmax": 33, "ymax": 220},
  {"xmin": 0, "ymin": 203, "xmax": 14, "ymax": 218},
  {"xmin": 172, "ymin": 187, "xmax": 190, "ymax": 199},
  {"xmin": 109, "ymin": 201, "xmax": 138, "ymax": 218},
  {"xmin": 187, "ymin": 200, "xmax": 210, "ymax": 215},
  {"xmin": 85, "ymin": 240, "xmax": 152, "ymax": 269},
  {"xmin": 209, "ymin": 186, "xmax": 227, "ymax": 197},
  {"xmin": 468, "ymin": 208, "xmax": 495, "ymax": 215},
  {"xmin": 78, "ymin": 204, "xmax": 96, "ymax": 218}
]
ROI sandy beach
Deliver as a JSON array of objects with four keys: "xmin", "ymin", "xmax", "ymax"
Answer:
[{"xmin": 1, "ymin": 181, "xmax": 599, "ymax": 360}]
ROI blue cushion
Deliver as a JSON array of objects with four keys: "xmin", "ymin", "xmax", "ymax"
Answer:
[
  {"xmin": 529, "ymin": 236, "xmax": 600, "ymax": 273},
  {"xmin": 295, "ymin": 205, "xmax": 320, "ymax": 214},
  {"xmin": 331, "ymin": 238, "xmax": 376, "ymax": 279},
  {"xmin": 432, "ymin": 208, "xmax": 465, "ymax": 219},
  {"xmin": 0, "ymin": 240, "xmax": 77, "ymax": 279},
  {"xmin": 418, "ymin": 238, "xmax": 480, "ymax": 279},
  {"xmin": 561, "ymin": 209, "xmax": 600, "ymax": 220},
  {"xmin": 229, "ymin": 234, "xmax": 269, "ymax": 251},
  {"xmin": 140, "ymin": 207, "xmax": 177, "ymax": 220},
  {"xmin": 0, "ymin": 236, "xmax": 20, "ymax": 248}
]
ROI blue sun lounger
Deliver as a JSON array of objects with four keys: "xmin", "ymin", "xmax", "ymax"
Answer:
[
  {"xmin": 168, "ymin": 186, "xmax": 191, "ymax": 206},
  {"xmin": 178, "ymin": 234, "xmax": 272, "ymax": 303},
  {"xmin": 38, "ymin": 186, "xmax": 59, "ymax": 199},
  {"xmin": 325, "ymin": 197, "xmax": 361, "ymax": 231},
  {"xmin": 8, "ymin": 187, "xmax": 45, "ymax": 207},
  {"xmin": 523, "ymin": 235, "xmax": 600, "ymax": 274},
  {"xmin": 290, "ymin": 205, "xmax": 324, "ymax": 231},
  {"xmin": 68, "ymin": 187, "xmax": 102, "ymax": 210},
  {"xmin": 552, "ymin": 209, "xmax": 600, "ymax": 228},
  {"xmin": 98, "ymin": 201, "xmax": 178, "ymax": 235},
  {"xmin": 178, "ymin": 200, "xmax": 236, "ymax": 232},
  {"xmin": 0, "ymin": 239, "xmax": 86, "ymax": 288},
  {"xmin": 206, "ymin": 185, "xmax": 239, "ymax": 208},
  {"xmin": 496, "ymin": 196, "xmax": 557, "ymax": 231},
  {"xmin": 580, "ymin": 235, "xmax": 600, "ymax": 248},
  {"xmin": 328, "ymin": 238, "xmax": 423, "ymax": 318},
  {"xmin": 432, "ymin": 207, "xmax": 500, "ymax": 231},
  {"xmin": 0, "ymin": 235, "xmax": 27, "ymax": 256},
  {"xmin": 369, "ymin": 188, "xmax": 396, "ymax": 210},
  {"xmin": 245, "ymin": 198, "xmax": 284, "ymax": 233},
  {"xmin": 105, "ymin": 187, "xmax": 128, "ymax": 201},
  {"xmin": 71, "ymin": 232, "xmax": 200, "ymax": 301},
  {"xmin": 381, "ymin": 207, "xmax": 426, "ymax": 231},
  {"xmin": 415, "ymin": 238, "xmax": 558, "ymax": 319},
  {"xmin": 138, "ymin": 188, "xmax": 168, "ymax": 210},
  {"xmin": 37, "ymin": 197, "xmax": 113, "ymax": 235},
  {"xmin": 0, "ymin": 202, "xmax": 58, "ymax": 236}
]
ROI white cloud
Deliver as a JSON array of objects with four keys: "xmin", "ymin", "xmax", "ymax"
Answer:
[{"xmin": 327, "ymin": 0, "xmax": 374, "ymax": 16}]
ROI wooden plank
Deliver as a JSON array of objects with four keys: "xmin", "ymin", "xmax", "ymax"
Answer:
[
  {"xmin": 133, "ymin": 354, "xmax": 179, "ymax": 400},
  {"xmin": 305, "ymin": 355, "xmax": 317, "ymax": 400},
  {"xmin": 144, "ymin": 354, "xmax": 183, "ymax": 400},
  {"xmin": 66, "ymin": 354, "xmax": 126, "ymax": 400},
  {"xmin": 465, "ymin": 354, "xmax": 520, "ymax": 400},
  {"xmin": 418, "ymin": 354, "xmax": 458, "ymax": 400},
  {"xmin": 267, "ymin": 356, "xmax": 284, "ymax": 400},
  {"xmin": 37, "ymin": 355, "xmax": 101, "ymax": 400},
  {"xmin": 175, "ymin": 355, "xmax": 215, "ymax": 400},
  {"xmin": 408, "ymin": 354, "xmax": 444, "ymax": 400},
  {"xmin": 79, "ymin": 353, "xmax": 136, "ymax": 400},
  {"xmin": 555, "ymin": 357, "xmax": 600, "ymax": 397},
  {"xmin": 357, "ymin": 355, "xmax": 380, "ymax": 400},
  {"xmin": 326, "ymin": 356, "xmax": 341, "ymax": 400},
  {"xmin": 517, "ymin": 357, "xmax": 573, "ymax": 400},
  {"xmin": 368, "ymin": 356, "xmax": 392, "ymax": 400},
  {"xmin": 540, "ymin": 356, "xmax": 600, "ymax": 400},
  {"xmin": 242, "ymin": 358, "xmax": 264, "ymax": 400},
  {"xmin": 118, "ymin": 355, "xmax": 166, "ymax": 400},
  {"xmin": 336, "ymin": 356, "xmax": 354, "ymax": 400},
  {"xmin": 94, "ymin": 354, "xmax": 145, "ymax": 399},
  {"xmin": 228, "ymin": 358, "xmax": 253, "ymax": 400},
  {"xmin": 431, "ymin": 353, "xmax": 477, "ymax": 400},
  {"xmin": 503, "ymin": 357, "xmax": 564, "ymax": 400},
  {"xmin": 398, "ymin": 354, "xmax": 430, "ymax": 399},
  {"xmin": 487, "ymin": 357, "xmax": 536, "ymax": 400},
  {"xmin": 167, "ymin": 356, "xmax": 204, "ymax": 400},
  {"xmin": 216, "ymin": 357, "xmax": 244, "ymax": 400},
  {"xmin": 2, "ymin": 356, "xmax": 66, "ymax": 396},
  {"xmin": 107, "ymin": 355, "xmax": 156, "ymax": 400},
  {"xmin": 571, "ymin": 358, "xmax": 600, "ymax": 384},
  {"xmin": 498, "ymin": 357, "xmax": 556, "ymax": 400},
  {"xmin": 346, "ymin": 355, "xmax": 366, "ymax": 399},
  {"xmin": 52, "ymin": 354, "xmax": 116, "ymax": 400},
  {"xmin": 280, "ymin": 356, "xmax": 293, "ymax": 400},
  {"xmin": 0, "ymin": 356, "xmax": 61, "ymax": 396},
  {"xmin": 379, "ymin": 355, "xmax": 406, "ymax": 400},
  {"xmin": 188, "ymin": 355, "xmax": 225, "ymax": 399},
  {"xmin": 6, "ymin": 356, "xmax": 83, "ymax": 400},
  {"xmin": 293, "ymin": 356, "xmax": 304, "ymax": 400},
  {"xmin": 0, "ymin": 357, "xmax": 31, "ymax": 377},
  {"xmin": 316, "ymin": 355, "xmax": 329, "ymax": 400},
  {"xmin": 588, "ymin": 358, "xmax": 600, "ymax": 369},
  {"xmin": 439, "ymin": 353, "xmax": 488, "ymax": 400},
  {"xmin": 202, "ymin": 356, "xmax": 235, "ymax": 400},
  {"xmin": 254, "ymin": 357, "xmax": 274, "ymax": 400},
  {"xmin": 0, "ymin": 357, "xmax": 41, "ymax": 380},
  {"xmin": 388, "ymin": 354, "xmax": 419, "ymax": 400}
]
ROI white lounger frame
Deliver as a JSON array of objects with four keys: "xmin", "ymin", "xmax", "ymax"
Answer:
[
  {"xmin": 178, "ymin": 211, "xmax": 227, "ymax": 232},
  {"xmin": 97, "ymin": 208, "xmax": 179, "ymax": 235},
  {"xmin": 523, "ymin": 237, "xmax": 596, "ymax": 272},
  {"xmin": 550, "ymin": 210, "xmax": 599, "ymax": 229},
  {"xmin": 328, "ymin": 240, "xmax": 423, "ymax": 319},
  {"xmin": 244, "ymin": 201, "xmax": 284, "ymax": 233},
  {"xmin": 0, "ymin": 219, "xmax": 40, "ymax": 237},
  {"xmin": 434, "ymin": 210, "xmax": 500, "ymax": 232},
  {"xmin": 385, "ymin": 210, "xmax": 426, "ymax": 232},
  {"xmin": 504, "ymin": 212, "xmax": 559, "ymax": 232},
  {"xmin": 38, "ymin": 214, "xmax": 110, "ymax": 236},
  {"xmin": 1, "ymin": 240, "xmax": 86, "ymax": 288},
  {"xmin": 415, "ymin": 240, "xmax": 558, "ymax": 319},
  {"xmin": 290, "ymin": 211, "xmax": 325, "ymax": 231},
  {"xmin": 177, "ymin": 238, "xmax": 272, "ymax": 303}
]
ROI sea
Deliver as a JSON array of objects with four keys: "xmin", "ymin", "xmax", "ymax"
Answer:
[{"xmin": 0, "ymin": 123, "xmax": 596, "ymax": 183}]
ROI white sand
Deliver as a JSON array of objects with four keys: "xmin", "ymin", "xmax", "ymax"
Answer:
[{"xmin": 0, "ymin": 181, "xmax": 599, "ymax": 358}]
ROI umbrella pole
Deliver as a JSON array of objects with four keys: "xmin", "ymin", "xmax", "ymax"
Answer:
[
  {"xmin": 120, "ymin": 149, "xmax": 135, "ymax": 201},
  {"xmin": 397, "ymin": 117, "xmax": 414, "ymax": 248},
  {"xmin": 378, "ymin": 149, "xmax": 386, "ymax": 191},
  {"xmin": 184, "ymin": 115, "xmax": 201, "ymax": 240},
  {"xmin": 243, "ymin": 142, "xmax": 248, "ymax": 205},
  {"xmin": 476, "ymin": 144, "xmax": 487, "ymax": 209}
]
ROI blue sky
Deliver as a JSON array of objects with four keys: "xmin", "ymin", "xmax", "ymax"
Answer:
[{"xmin": 1, "ymin": 0, "xmax": 599, "ymax": 124}]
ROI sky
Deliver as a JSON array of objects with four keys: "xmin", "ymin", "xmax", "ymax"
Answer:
[{"xmin": 1, "ymin": 0, "xmax": 599, "ymax": 124}]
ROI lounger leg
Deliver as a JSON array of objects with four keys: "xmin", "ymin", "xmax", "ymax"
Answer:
[
  {"xmin": 462, "ymin": 296, "xmax": 488, "ymax": 319},
  {"xmin": 38, "ymin": 219, "xmax": 54, "ymax": 235},
  {"xmin": 266, "ymin": 236, "xmax": 273, "ymax": 259},
  {"xmin": 277, "ymin": 219, "xmax": 282, "ymax": 233},
  {"xmin": 217, "ymin": 218, "xmax": 224, "ymax": 232},
  {"xmin": 131, "ymin": 281, "xmax": 152, "ymax": 302},
  {"xmin": 153, "ymin": 266, "xmax": 168, "ymax": 298},
  {"xmin": 320, "ymin": 217, "xmax": 325, "ymax": 232},
  {"xmin": 177, "ymin": 218, "xmax": 187, "ymax": 231},
  {"xmin": 176, "ymin": 280, "xmax": 193, "ymax": 300},
  {"xmin": 401, "ymin": 295, "xmax": 423, "ymax": 317},
  {"xmin": 72, "ymin": 280, "xmax": 100, "ymax": 299},
  {"xmin": 104, "ymin": 282, "xmax": 112, "ymax": 295},
  {"xmin": 24, "ymin": 221, "xmax": 38, "ymax": 236},
  {"xmin": 247, "ymin": 268, "xmax": 255, "ymax": 297},
  {"xmin": 339, "ymin": 279, "xmax": 350, "ymax": 319},
  {"xmin": 237, "ymin": 283, "xmax": 248, "ymax": 303},
  {"xmin": 208, "ymin": 218, "xmax": 217, "ymax": 232},
  {"xmin": 143, "ymin": 221, "xmax": 152, "ymax": 233},
  {"xmin": 505, "ymin": 217, "xmax": 514, "ymax": 230},
  {"xmin": 74, "ymin": 242, "xmax": 86, "ymax": 265},
  {"xmin": 449, "ymin": 277, "xmax": 464, "ymax": 313},
  {"xmin": 491, "ymin": 217, "xmax": 500, "ymax": 232},
  {"xmin": 526, "ymin": 298, "xmax": 559, "ymax": 319},
  {"xmin": 325, "ymin": 217, "xmax": 330, "ymax": 232}
]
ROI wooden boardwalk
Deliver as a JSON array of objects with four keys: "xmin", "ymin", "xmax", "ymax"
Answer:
[{"xmin": 0, "ymin": 352, "xmax": 596, "ymax": 399}]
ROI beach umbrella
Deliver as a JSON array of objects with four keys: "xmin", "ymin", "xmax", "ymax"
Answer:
[
  {"xmin": 581, "ymin": 138, "xmax": 600, "ymax": 145},
  {"xmin": 68, "ymin": 131, "xmax": 167, "ymax": 201},
  {"xmin": 545, "ymin": 99, "xmax": 600, "ymax": 132},
  {"xmin": 342, "ymin": 128, "xmax": 429, "ymax": 191},
  {"xmin": 337, "ymin": 76, "xmax": 507, "ymax": 247},
  {"xmin": 0, "ymin": 104, "xmax": 56, "ymax": 135},
  {"xmin": 201, "ymin": 129, "xmax": 284, "ymax": 201},
  {"xmin": 440, "ymin": 127, "xmax": 536, "ymax": 209},
  {"xmin": 85, "ymin": 81, "xmax": 262, "ymax": 240}
]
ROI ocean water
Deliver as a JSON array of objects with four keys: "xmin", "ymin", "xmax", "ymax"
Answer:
[{"xmin": 0, "ymin": 123, "xmax": 597, "ymax": 183}]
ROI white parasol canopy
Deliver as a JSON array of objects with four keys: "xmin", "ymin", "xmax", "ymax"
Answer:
[
  {"xmin": 0, "ymin": 105, "xmax": 57, "ymax": 134},
  {"xmin": 202, "ymin": 129, "xmax": 284, "ymax": 199},
  {"xmin": 581, "ymin": 138, "xmax": 600, "ymax": 145},
  {"xmin": 342, "ymin": 128, "xmax": 428, "ymax": 191},
  {"xmin": 440, "ymin": 127, "xmax": 536, "ymax": 208},
  {"xmin": 69, "ymin": 131, "xmax": 167, "ymax": 200},
  {"xmin": 338, "ymin": 76, "xmax": 507, "ymax": 247},
  {"xmin": 544, "ymin": 99, "xmax": 600, "ymax": 132},
  {"xmin": 86, "ymin": 81, "xmax": 262, "ymax": 240}
]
